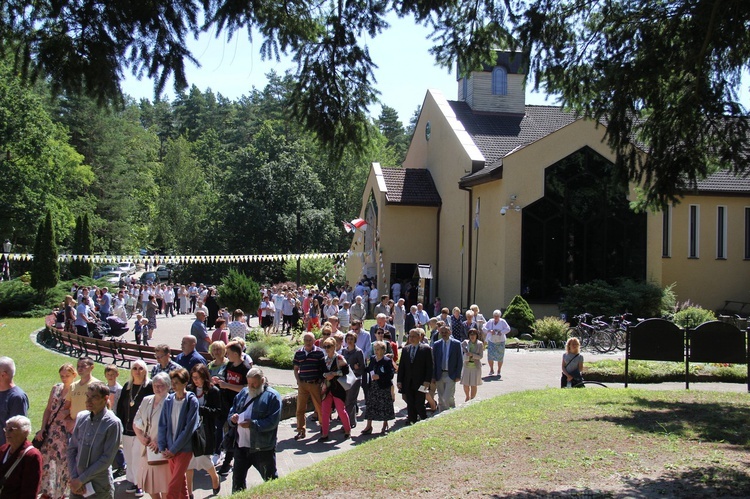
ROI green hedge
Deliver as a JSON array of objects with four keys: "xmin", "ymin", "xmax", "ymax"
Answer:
[
  {"xmin": 559, "ymin": 278, "xmax": 664, "ymax": 318},
  {"xmin": 586, "ymin": 359, "xmax": 746, "ymax": 383}
]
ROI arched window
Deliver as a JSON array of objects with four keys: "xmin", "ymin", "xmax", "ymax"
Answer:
[{"xmin": 492, "ymin": 67, "xmax": 507, "ymax": 95}]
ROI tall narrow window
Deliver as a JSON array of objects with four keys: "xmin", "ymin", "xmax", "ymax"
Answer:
[
  {"xmin": 717, "ymin": 206, "xmax": 727, "ymax": 259},
  {"xmin": 689, "ymin": 205, "xmax": 700, "ymax": 258},
  {"xmin": 745, "ymin": 207, "xmax": 750, "ymax": 259},
  {"xmin": 492, "ymin": 67, "xmax": 507, "ymax": 95},
  {"xmin": 662, "ymin": 206, "xmax": 671, "ymax": 257}
]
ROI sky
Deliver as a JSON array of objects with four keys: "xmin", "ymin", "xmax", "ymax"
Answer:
[{"xmin": 120, "ymin": 14, "xmax": 558, "ymax": 126}]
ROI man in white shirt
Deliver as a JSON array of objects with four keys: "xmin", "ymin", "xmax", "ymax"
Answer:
[
  {"xmin": 338, "ymin": 301, "xmax": 351, "ymax": 330},
  {"xmin": 272, "ymin": 287, "xmax": 286, "ymax": 333},
  {"xmin": 391, "ymin": 281, "xmax": 401, "ymax": 301},
  {"xmin": 368, "ymin": 286, "xmax": 379, "ymax": 318},
  {"xmin": 416, "ymin": 303, "xmax": 430, "ymax": 326},
  {"xmin": 392, "ymin": 298, "xmax": 406, "ymax": 346},
  {"xmin": 163, "ymin": 285, "xmax": 175, "ymax": 317}
]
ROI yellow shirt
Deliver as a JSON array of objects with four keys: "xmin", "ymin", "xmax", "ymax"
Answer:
[{"xmin": 66, "ymin": 376, "xmax": 100, "ymax": 418}]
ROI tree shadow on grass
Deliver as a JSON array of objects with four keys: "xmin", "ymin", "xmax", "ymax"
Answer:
[
  {"xmin": 580, "ymin": 396, "xmax": 750, "ymax": 446},
  {"xmin": 493, "ymin": 465, "xmax": 750, "ymax": 498}
]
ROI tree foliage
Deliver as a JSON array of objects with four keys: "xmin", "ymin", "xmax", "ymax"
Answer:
[
  {"xmin": 217, "ymin": 268, "xmax": 261, "ymax": 314},
  {"xmin": 31, "ymin": 211, "xmax": 59, "ymax": 294},
  {"xmin": 3, "ymin": 0, "xmax": 745, "ymax": 202},
  {"xmin": 512, "ymin": 0, "xmax": 750, "ymax": 206}
]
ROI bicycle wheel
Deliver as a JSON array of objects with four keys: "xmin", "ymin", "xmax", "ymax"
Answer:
[
  {"xmin": 568, "ymin": 327, "xmax": 590, "ymax": 348},
  {"xmin": 592, "ymin": 329, "xmax": 616, "ymax": 353}
]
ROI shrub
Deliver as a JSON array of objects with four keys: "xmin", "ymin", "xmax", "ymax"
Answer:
[
  {"xmin": 532, "ymin": 316, "xmax": 569, "ymax": 345},
  {"xmin": 673, "ymin": 306, "xmax": 716, "ymax": 329},
  {"xmin": 268, "ymin": 344, "xmax": 295, "ymax": 369},
  {"xmin": 246, "ymin": 341, "xmax": 268, "ymax": 361},
  {"xmin": 0, "ymin": 280, "xmax": 37, "ymax": 316},
  {"xmin": 503, "ymin": 295, "xmax": 535, "ymax": 333},
  {"xmin": 217, "ymin": 269, "xmax": 261, "ymax": 313},
  {"xmin": 560, "ymin": 278, "xmax": 664, "ymax": 318},
  {"xmin": 283, "ymin": 258, "xmax": 336, "ymax": 287}
]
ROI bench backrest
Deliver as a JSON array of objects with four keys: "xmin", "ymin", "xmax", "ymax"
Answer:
[{"xmin": 627, "ymin": 318, "xmax": 684, "ymax": 361}]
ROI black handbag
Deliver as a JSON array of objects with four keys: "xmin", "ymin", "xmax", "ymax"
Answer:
[{"xmin": 191, "ymin": 417, "xmax": 206, "ymax": 457}]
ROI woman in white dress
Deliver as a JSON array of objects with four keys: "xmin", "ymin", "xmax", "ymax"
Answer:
[{"xmin": 133, "ymin": 372, "xmax": 171, "ymax": 499}]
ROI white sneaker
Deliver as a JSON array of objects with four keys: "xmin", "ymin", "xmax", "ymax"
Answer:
[{"xmin": 211, "ymin": 454, "xmax": 220, "ymax": 466}]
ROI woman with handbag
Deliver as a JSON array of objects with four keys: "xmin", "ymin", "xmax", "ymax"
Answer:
[
  {"xmin": 115, "ymin": 360, "xmax": 154, "ymax": 497},
  {"xmin": 158, "ymin": 368, "xmax": 199, "ymax": 499},
  {"xmin": 561, "ymin": 337, "xmax": 585, "ymax": 388},
  {"xmin": 133, "ymin": 373, "xmax": 171, "ymax": 499},
  {"xmin": 0, "ymin": 416, "xmax": 43, "ymax": 499},
  {"xmin": 186, "ymin": 365, "xmax": 221, "ymax": 496},
  {"xmin": 317, "ymin": 337, "xmax": 352, "ymax": 442},
  {"xmin": 35, "ymin": 363, "xmax": 76, "ymax": 499},
  {"xmin": 361, "ymin": 341, "xmax": 395, "ymax": 435}
]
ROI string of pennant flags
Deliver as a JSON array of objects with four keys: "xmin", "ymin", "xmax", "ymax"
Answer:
[{"xmin": 2, "ymin": 252, "xmax": 362, "ymax": 264}]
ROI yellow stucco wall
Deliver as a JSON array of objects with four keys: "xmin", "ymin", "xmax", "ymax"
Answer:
[
  {"xmin": 357, "ymin": 87, "xmax": 749, "ymax": 318},
  {"xmin": 345, "ymin": 163, "xmax": 438, "ymax": 295},
  {"xmin": 404, "ymin": 90, "xmax": 484, "ymax": 311},
  {"xmin": 663, "ymin": 196, "xmax": 750, "ymax": 311}
]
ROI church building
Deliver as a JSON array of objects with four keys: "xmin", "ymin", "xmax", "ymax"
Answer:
[{"xmin": 346, "ymin": 51, "xmax": 750, "ymax": 316}]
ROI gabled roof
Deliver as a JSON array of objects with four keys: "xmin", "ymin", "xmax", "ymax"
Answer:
[
  {"xmin": 381, "ymin": 167, "xmax": 442, "ymax": 206},
  {"xmin": 692, "ymin": 170, "xmax": 750, "ymax": 194},
  {"xmin": 448, "ymin": 101, "xmax": 581, "ymax": 169}
]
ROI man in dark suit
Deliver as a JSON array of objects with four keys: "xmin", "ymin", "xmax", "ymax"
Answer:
[
  {"xmin": 397, "ymin": 328, "xmax": 434, "ymax": 424},
  {"xmin": 431, "ymin": 325, "xmax": 463, "ymax": 411},
  {"xmin": 404, "ymin": 305, "xmax": 420, "ymax": 333}
]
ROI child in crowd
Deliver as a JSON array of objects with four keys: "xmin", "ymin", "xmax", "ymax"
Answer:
[
  {"xmin": 140, "ymin": 317, "xmax": 151, "ymax": 345},
  {"xmin": 133, "ymin": 313, "xmax": 144, "ymax": 344}
]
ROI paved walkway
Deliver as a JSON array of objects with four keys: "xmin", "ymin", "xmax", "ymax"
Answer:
[{"xmin": 110, "ymin": 311, "xmax": 747, "ymax": 498}]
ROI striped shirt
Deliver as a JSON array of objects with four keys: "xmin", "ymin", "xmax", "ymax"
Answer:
[{"xmin": 293, "ymin": 346, "xmax": 325, "ymax": 382}]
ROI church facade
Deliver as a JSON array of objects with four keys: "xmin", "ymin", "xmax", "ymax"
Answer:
[{"xmin": 347, "ymin": 52, "xmax": 750, "ymax": 316}]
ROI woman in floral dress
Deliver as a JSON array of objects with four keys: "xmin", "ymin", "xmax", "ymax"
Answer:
[{"xmin": 35, "ymin": 363, "xmax": 77, "ymax": 499}]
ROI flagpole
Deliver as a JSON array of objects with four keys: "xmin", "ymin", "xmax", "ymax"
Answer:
[
  {"xmin": 460, "ymin": 224, "xmax": 464, "ymax": 311},
  {"xmin": 473, "ymin": 197, "xmax": 480, "ymax": 304}
]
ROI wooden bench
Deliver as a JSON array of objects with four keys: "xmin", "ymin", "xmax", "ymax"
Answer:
[{"xmin": 43, "ymin": 314, "xmax": 213, "ymax": 368}]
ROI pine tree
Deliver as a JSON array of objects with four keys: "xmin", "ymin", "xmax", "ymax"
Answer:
[
  {"xmin": 503, "ymin": 295, "xmax": 536, "ymax": 334},
  {"xmin": 31, "ymin": 211, "xmax": 59, "ymax": 294},
  {"xmin": 70, "ymin": 215, "xmax": 82, "ymax": 277},
  {"xmin": 80, "ymin": 213, "xmax": 94, "ymax": 278}
]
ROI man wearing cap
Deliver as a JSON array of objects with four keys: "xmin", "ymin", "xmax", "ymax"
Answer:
[{"xmin": 228, "ymin": 368, "xmax": 282, "ymax": 491}]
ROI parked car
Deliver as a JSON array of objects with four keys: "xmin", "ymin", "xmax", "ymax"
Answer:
[
  {"xmin": 117, "ymin": 261, "xmax": 136, "ymax": 274},
  {"xmin": 104, "ymin": 271, "xmax": 127, "ymax": 285},
  {"xmin": 155, "ymin": 265, "xmax": 172, "ymax": 281},
  {"xmin": 94, "ymin": 265, "xmax": 118, "ymax": 279},
  {"xmin": 140, "ymin": 271, "xmax": 158, "ymax": 284}
]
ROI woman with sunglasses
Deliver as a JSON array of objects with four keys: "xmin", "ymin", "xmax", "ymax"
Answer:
[
  {"xmin": 115, "ymin": 359, "xmax": 153, "ymax": 497},
  {"xmin": 317, "ymin": 337, "xmax": 352, "ymax": 442}
]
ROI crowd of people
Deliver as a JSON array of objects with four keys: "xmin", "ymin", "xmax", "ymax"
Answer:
[
  {"xmin": 0, "ymin": 353, "xmax": 281, "ymax": 499},
  {"xmin": 4, "ymin": 277, "xmax": 539, "ymax": 499}
]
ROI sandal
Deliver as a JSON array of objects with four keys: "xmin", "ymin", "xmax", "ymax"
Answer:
[
  {"xmin": 294, "ymin": 432, "xmax": 305, "ymax": 441},
  {"xmin": 361, "ymin": 427, "xmax": 373, "ymax": 435}
]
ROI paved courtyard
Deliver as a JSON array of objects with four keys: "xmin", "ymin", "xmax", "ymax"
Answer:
[{"xmin": 110, "ymin": 311, "xmax": 747, "ymax": 498}]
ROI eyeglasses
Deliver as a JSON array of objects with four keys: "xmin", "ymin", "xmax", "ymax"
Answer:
[
  {"xmin": 325, "ymin": 345, "xmax": 335, "ymax": 349},
  {"xmin": 132, "ymin": 367, "xmax": 145, "ymax": 371},
  {"xmin": 3, "ymin": 426, "xmax": 19, "ymax": 433}
]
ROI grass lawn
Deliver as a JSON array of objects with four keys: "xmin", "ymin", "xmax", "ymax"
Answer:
[
  {"xmin": 0, "ymin": 317, "xmax": 295, "ymax": 431},
  {"xmin": 240, "ymin": 388, "xmax": 750, "ymax": 498},
  {"xmin": 587, "ymin": 358, "xmax": 748, "ymax": 383},
  {"xmin": 0, "ymin": 317, "xmax": 108, "ymax": 430}
]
